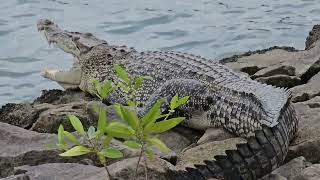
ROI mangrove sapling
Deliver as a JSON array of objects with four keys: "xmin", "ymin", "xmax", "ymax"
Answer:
[
  {"xmin": 56, "ymin": 79, "xmax": 120, "ymax": 180},
  {"xmin": 106, "ymin": 64, "xmax": 190, "ymax": 180}
]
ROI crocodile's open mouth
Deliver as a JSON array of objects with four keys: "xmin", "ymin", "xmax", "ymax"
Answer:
[{"xmin": 37, "ymin": 19, "xmax": 108, "ymax": 89}]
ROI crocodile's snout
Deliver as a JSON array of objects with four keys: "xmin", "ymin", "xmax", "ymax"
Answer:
[{"xmin": 37, "ymin": 19, "xmax": 54, "ymax": 31}]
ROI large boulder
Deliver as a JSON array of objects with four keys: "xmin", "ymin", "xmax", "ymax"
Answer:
[
  {"xmin": 261, "ymin": 157, "xmax": 311, "ymax": 180},
  {"xmin": 287, "ymin": 97, "xmax": 320, "ymax": 163},
  {"xmin": 293, "ymin": 164, "xmax": 320, "ymax": 180},
  {"xmin": 176, "ymin": 138, "xmax": 246, "ymax": 169},
  {"xmin": 2, "ymin": 163, "xmax": 108, "ymax": 180},
  {"xmin": 0, "ymin": 122, "xmax": 73, "ymax": 177},
  {"xmin": 30, "ymin": 101, "xmax": 91, "ymax": 133},
  {"xmin": 109, "ymin": 157, "xmax": 175, "ymax": 180},
  {"xmin": 290, "ymin": 72, "xmax": 320, "ymax": 102},
  {"xmin": 0, "ymin": 103, "xmax": 38, "ymax": 128}
]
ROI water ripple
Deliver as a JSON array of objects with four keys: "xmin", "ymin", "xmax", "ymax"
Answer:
[
  {"xmin": 0, "ymin": 70, "xmax": 37, "ymax": 78},
  {"xmin": 0, "ymin": 57, "xmax": 41, "ymax": 63}
]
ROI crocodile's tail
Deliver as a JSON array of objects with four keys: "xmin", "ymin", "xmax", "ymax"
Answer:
[{"xmin": 168, "ymin": 98, "xmax": 298, "ymax": 180}]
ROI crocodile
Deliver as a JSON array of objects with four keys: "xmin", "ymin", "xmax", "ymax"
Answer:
[{"xmin": 37, "ymin": 19, "xmax": 299, "ymax": 180}]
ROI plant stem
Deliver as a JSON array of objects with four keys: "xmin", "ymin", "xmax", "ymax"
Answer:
[
  {"xmin": 133, "ymin": 149, "xmax": 143, "ymax": 180},
  {"xmin": 143, "ymin": 155, "xmax": 148, "ymax": 180},
  {"xmin": 103, "ymin": 162, "xmax": 112, "ymax": 180}
]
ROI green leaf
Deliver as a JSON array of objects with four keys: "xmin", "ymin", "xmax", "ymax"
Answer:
[
  {"xmin": 145, "ymin": 147, "xmax": 155, "ymax": 160},
  {"xmin": 124, "ymin": 140, "xmax": 142, "ymax": 149},
  {"xmin": 99, "ymin": 148, "xmax": 123, "ymax": 158},
  {"xmin": 144, "ymin": 117, "xmax": 185, "ymax": 134},
  {"xmin": 59, "ymin": 146, "xmax": 91, "ymax": 157},
  {"xmin": 57, "ymin": 124, "xmax": 64, "ymax": 145},
  {"xmin": 100, "ymin": 80, "xmax": 113, "ymax": 98},
  {"xmin": 68, "ymin": 114, "xmax": 85, "ymax": 136},
  {"xmin": 147, "ymin": 137, "xmax": 170, "ymax": 153},
  {"xmin": 87, "ymin": 126, "xmax": 96, "ymax": 140},
  {"xmin": 170, "ymin": 95, "xmax": 179, "ymax": 110},
  {"xmin": 90, "ymin": 79, "xmax": 102, "ymax": 98},
  {"xmin": 141, "ymin": 99, "xmax": 162, "ymax": 127},
  {"xmin": 103, "ymin": 135, "xmax": 113, "ymax": 147},
  {"xmin": 63, "ymin": 131, "xmax": 81, "ymax": 145},
  {"xmin": 170, "ymin": 95, "xmax": 189, "ymax": 110},
  {"xmin": 127, "ymin": 99, "xmax": 136, "ymax": 107},
  {"xmin": 119, "ymin": 105, "xmax": 139, "ymax": 130},
  {"xmin": 106, "ymin": 122, "xmax": 135, "ymax": 138},
  {"xmin": 177, "ymin": 96, "xmax": 189, "ymax": 108},
  {"xmin": 97, "ymin": 106, "xmax": 107, "ymax": 140},
  {"xmin": 117, "ymin": 82, "xmax": 130, "ymax": 92},
  {"xmin": 114, "ymin": 64, "xmax": 129, "ymax": 83},
  {"xmin": 133, "ymin": 76, "xmax": 144, "ymax": 90},
  {"xmin": 113, "ymin": 104, "xmax": 124, "ymax": 120}
]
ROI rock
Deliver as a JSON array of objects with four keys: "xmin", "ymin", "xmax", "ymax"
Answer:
[
  {"xmin": 31, "ymin": 101, "xmax": 90, "ymax": 133},
  {"xmin": 159, "ymin": 129, "xmax": 194, "ymax": 153},
  {"xmin": 0, "ymin": 103, "xmax": 38, "ymax": 128},
  {"xmin": 0, "ymin": 89, "xmax": 95, "ymax": 130},
  {"xmin": 260, "ymin": 174, "xmax": 287, "ymax": 180},
  {"xmin": 176, "ymin": 138, "xmax": 246, "ymax": 168},
  {"xmin": 220, "ymin": 46, "xmax": 297, "ymax": 64},
  {"xmin": 197, "ymin": 128, "xmax": 234, "ymax": 144},
  {"xmin": 261, "ymin": 157, "xmax": 311, "ymax": 180},
  {"xmin": 224, "ymin": 36, "xmax": 320, "ymax": 83},
  {"xmin": 252, "ymin": 65, "xmax": 296, "ymax": 78},
  {"xmin": 255, "ymin": 75, "xmax": 301, "ymax": 88},
  {"xmin": 293, "ymin": 164, "xmax": 320, "ymax": 180},
  {"xmin": 305, "ymin": 25, "xmax": 320, "ymax": 50},
  {"xmin": 2, "ymin": 163, "xmax": 108, "ymax": 180},
  {"xmin": 291, "ymin": 72, "xmax": 320, "ymax": 102},
  {"xmin": 0, "ymin": 122, "xmax": 88, "ymax": 173},
  {"xmin": 286, "ymin": 98, "xmax": 320, "ymax": 163},
  {"xmin": 109, "ymin": 157, "xmax": 175, "ymax": 180},
  {"xmin": 0, "ymin": 158, "xmax": 14, "ymax": 178},
  {"xmin": 292, "ymin": 97, "xmax": 320, "ymax": 145},
  {"xmin": 34, "ymin": 89, "xmax": 94, "ymax": 105}
]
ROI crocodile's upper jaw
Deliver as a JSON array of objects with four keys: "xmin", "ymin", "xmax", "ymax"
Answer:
[
  {"xmin": 37, "ymin": 19, "xmax": 108, "ymax": 89},
  {"xmin": 37, "ymin": 19, "xmax": 108, "ymax": 58}
]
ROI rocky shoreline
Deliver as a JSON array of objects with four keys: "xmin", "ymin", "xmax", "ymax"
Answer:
[{"xmin": 1, "ymin": 25, "xmax": 320, "ymax": 180}]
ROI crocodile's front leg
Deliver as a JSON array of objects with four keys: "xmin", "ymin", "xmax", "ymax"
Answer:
[{"xmin": 41, "ymin": 67, "xmax": 81, "ymax": 89}]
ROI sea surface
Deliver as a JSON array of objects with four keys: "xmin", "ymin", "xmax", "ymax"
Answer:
[{"xmin": 0, "ymin": 0, "xmax": 320, "ymax": 105}]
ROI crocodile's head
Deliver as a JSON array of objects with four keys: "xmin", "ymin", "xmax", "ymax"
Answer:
[
  {"xmin": 37, "ymin": 19, "xmax": 108, "ymax": 90},
  {"xmin": 37, "ymin": 19, "xmax": 107, "ymax": 60}
]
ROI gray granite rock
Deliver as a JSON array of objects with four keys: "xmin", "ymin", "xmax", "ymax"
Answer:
[
  {"xmin": 291, "ymin": 72, "xmax": 320, "ymax": 102},
  {"xmin": 2, "ymin": 163, "xmax": 108, "ymax": 180},
  {"xmin": 293, "ymin": 164, "xmax": 320, "ymax": 180},
  {"xmin": 176, "ymin": 138, "xmax": 246, "ymax": 169}
]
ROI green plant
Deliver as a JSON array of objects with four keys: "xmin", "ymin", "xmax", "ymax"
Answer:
[
  {"xmin": 54, "ymin": 64, "xmax": 189, "ymax": 180},
  {"xmin": 56, "ymin": 78, "xmax": 118, "ymax": 180},
  {"xmin": 107, "ymin": 65, "xmax": 189, "ymax": 179}
]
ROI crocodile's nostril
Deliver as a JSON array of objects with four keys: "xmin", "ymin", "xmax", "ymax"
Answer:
[{"xmin": 43, "ymin": 19, "xmax": 53, "ymax": 25}]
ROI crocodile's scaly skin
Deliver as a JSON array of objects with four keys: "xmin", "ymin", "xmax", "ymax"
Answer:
[{"xmin": 37, "ymin": 19, "xmax": 299, "ymax": 180}]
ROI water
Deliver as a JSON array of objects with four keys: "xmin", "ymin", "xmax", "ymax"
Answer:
[{"xmin": 0, "ymin": 0, "xmax": 320, "ymax": 105}]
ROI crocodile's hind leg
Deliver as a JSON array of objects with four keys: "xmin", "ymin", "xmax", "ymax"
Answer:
[
  {"xmin": 142, "ymin": 78, "xmax": 220, "ymax": 130},
  {"xmin": 41, "ymin": 67, "xmax": 81, "ymax": 89}
]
